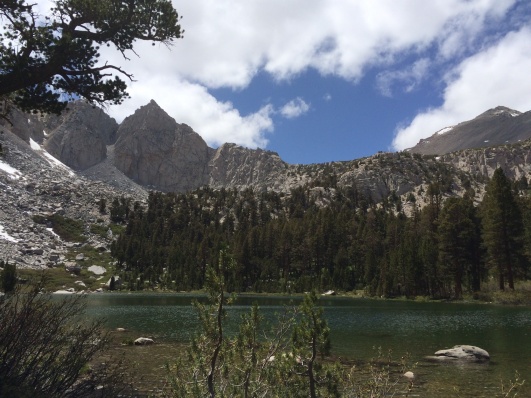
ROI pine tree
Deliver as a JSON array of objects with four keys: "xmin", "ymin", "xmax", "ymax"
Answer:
[
  {"xmin": 482, "ymin": 168, "xmax": 524, "ymax": 290},
  {"xmin": 438, "ymin": 197, "xmax": 481, "ymax": 298},
  {"xmin": 290, "ymin": 292, "xmax": 339, "ymax": 398}
]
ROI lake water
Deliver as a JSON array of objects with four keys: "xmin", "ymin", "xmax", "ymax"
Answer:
[{"xmin": 84, "ymin": 294, "xmax": 531, "ymax": 397}]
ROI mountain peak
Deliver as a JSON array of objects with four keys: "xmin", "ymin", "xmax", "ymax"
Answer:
[
  {"xmin": 147, "ymin": 99, "xmax": 161, "ymax": 108},
  {"xmin": 478, "ymin": 106, "xmax": 521, "ymax": 119},
  {"xmin": 409, "ymin": 105, "xmax": 531, "ymax": 155}
]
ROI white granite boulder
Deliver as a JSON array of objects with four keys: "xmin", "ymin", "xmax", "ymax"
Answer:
[
  {"xmin": 53, "ymin": 288, "xmax": 76, "ymax": 294},
  {"xmin": 134, "ymin": 337, "xmax": 154, "ymax": 346},
  {"xmin": 87, "ymin": 265, "xmax": 107, "ymax": 275},
  {"xmin": 428, "ymin": 345, "xmax": 489, "ymax": 362}
]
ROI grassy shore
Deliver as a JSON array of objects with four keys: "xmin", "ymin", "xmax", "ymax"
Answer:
[{"xmin": 14, "ymin": 263, "xmax": 531, "ymax": 306}]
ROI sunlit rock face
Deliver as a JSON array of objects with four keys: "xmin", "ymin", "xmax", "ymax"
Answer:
[{"xmin": 114, "ymin": 100, "xmax": 212, "ymax": 192}]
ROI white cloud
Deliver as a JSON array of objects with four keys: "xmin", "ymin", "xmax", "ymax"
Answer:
[
  {"xmin": 392, "ymin": 27, "xmax": 531, "ymax": 150},
  {"xmin": 108, "ymin": 76, "xmax": 274, "ymax": 148},
  {"xmin": 29, "ymin": 0, "xmax": 521, "ymax": 150},
  {"xmin": 376, "ymin": 58, "xmax": 431, "ymax": 97},
  {"xmin": 280, "ymin": 98, "xmax": 310, "ymax": 119}
]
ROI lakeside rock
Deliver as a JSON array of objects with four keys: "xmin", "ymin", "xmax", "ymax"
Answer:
[
  {"xmin": 134, "ymin": 337, "xmax": 155, "ymax": 346},
  {"xmin": 53, "ymin": 288, "xmax": 76, "ymax": 294},
  {"xmin": 403, "ymin": 371, "xmax": 415, "ymax": 380},
  {"xmin": 427, "ymin": 345, "xmax": 490, "ymax": 363}
]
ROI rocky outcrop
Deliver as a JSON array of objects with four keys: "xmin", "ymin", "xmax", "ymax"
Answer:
[
  {"xmin": 427, "ymin": 345, "xmax": 490, "ymax": 363},
  {"xmin": 209, "ymin": 143, "xmax": 289, "ymax": 190},
  {"xmin": 44, "ymin": 122, "xmax": 106, "ymax": 170},
  {"xmin": 439, "ymin": 140, "xmax": 531, "ymax": 181},
  {"xmin": 43, "ymin": 101, "xmax": 118, "ymax": 170},
  {"xmin": 0, "ymin": 106, "xmax": 44, "ymax": 143},
  {"xmin": 114, "ymin": 100, "xmax": 212, "ymax": 192},
  {"xmin": 338, "ymin": 154, "xmax": 425, "ymax": 202},
  {"xmin": 43, "ymin": 101, "xmax": 119, "ymax": 145}
]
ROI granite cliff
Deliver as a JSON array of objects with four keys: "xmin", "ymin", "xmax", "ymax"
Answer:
[{"xmin": 114, "ymin": 100, "xmax": 213, "ymax": 192}]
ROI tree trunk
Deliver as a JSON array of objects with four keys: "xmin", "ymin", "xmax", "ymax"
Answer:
[
  {"xmin": 498, "ymin": 264, "xmax": 505, "ymax": 291},
  {"xmin": 454, "ymin": 260, "xmax": 463, "ymax": 299}
]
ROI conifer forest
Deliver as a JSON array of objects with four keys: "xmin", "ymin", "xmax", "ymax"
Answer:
[{"xmin": 111, "ymin": 168, "xmax": 531, "ymax": 299}]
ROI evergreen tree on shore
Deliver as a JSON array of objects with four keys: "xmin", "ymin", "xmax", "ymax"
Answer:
[
  {"xmin": 111, "ymin": 169, "xmax": 530, "ymax": 297},
  {"xmin": 481, "ymin": 168, "xmax": 524, "ymax": 290}
]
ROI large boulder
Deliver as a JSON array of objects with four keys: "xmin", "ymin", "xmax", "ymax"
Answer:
[
  {"xmin": 427, "ymin": 345, "xmax": 490, "ymax": 363},
  {"xmin": 87, "ymin": 265, "xmax": 107, "ymax": 275}
]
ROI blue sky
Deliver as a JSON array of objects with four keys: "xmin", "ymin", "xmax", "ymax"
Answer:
[
  {"xmin": 210, "ymin": 69, "xmax": 436, "ymax": 164},
  {"xmin": 85, "ymin": 0, "xmax": 531, "ymax": 165}
]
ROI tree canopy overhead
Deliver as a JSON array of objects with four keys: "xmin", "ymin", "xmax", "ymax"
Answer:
[{"xmin": 0, "ymin": 0, "xmax": 182, "ymax": 115}]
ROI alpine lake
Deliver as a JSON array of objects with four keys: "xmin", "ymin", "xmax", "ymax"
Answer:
[{"xmin": 82, "ymin": 293, "xmax": 531, "ymax": 397}]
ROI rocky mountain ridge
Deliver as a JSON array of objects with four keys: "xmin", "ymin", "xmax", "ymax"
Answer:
[
  {"xmin": 2, "ymin": 101, "xmax": 531, "ymax": 270},
  {"xmin": 4, "ymin": 100, "xmax": 531, "ymax": 196},
  {"xmin": 409, "ymin": 106, "xmax": 531, "ymax": 155}
]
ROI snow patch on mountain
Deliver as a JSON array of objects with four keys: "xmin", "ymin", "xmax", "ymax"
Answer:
[
  {"xmin": 30, "ymin": 138, "xmax": 75, "ymax": 176},
  {"xmin": 0, "ymin": 224, "xmax": 18, "ymax": 243},
  {"xmin": 0, "ymin": 159, "xmax": 22, "ymax": 180},
  {"xmin": 436, "ymin": 126, "xmax": 454, "ymax": 135},
  {"xmin": 493, "ymin": 109, "xmax": 520, "ymax": 117}
]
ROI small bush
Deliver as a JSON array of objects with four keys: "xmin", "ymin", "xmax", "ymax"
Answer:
[
  {"xmin": 0, "ymin": 261, "xmax": 16, "ymax": 293},
  {"xmin": 33, "ymin": 213, "xmax": 86, "ymax": 242},
  {"xmin": 49, "ymin": 214, "xmax": 86, "ymax": 242},
  {"xmin": 31, "ymin": 214, "xmax": 47, "ymax": 224},
  {"xmin": 492, "ymin": 290, "xmax": 531, "ymax": 306},
  {"xmin": 108, "ymin": 223, "xmax": 125, "ymax": 237},
  {"xmin": 0, "ymin": 280, "xmax": 130, "ymax": 397},
  {"xmin": 90, "ymin": 223, "xmax": 109, "ymax": 238}
]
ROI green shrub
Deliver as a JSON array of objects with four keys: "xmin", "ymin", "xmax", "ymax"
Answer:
[
  {"xmin": 0, "ymin": 281, "xmax": 130, "ymax": 397},
  {"xmin": 90, "ymin": 223, "xmax": 109, "ymax": 238},
  {"xmin": 0, "ymin": 261, "xmax": 16, "ymax": 293},
  {"xmin": 49, "ymin": 214, "xmax": 86, "ymax": 242},
  {"xmin": 32, "ymin": 214, "xmax": 86, "ymax": 242}
]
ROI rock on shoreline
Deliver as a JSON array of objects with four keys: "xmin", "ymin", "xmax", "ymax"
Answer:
[{"xmin": 427, "ymin": 345, "xmax": 490, "ymax": 363}]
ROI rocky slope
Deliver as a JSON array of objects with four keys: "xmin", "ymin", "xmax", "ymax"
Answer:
[
  {"xmin": 439, "ymin": 140, "xmax": 531, "ymax": 181},
  {"xmin": 408, "ymin": 106, "xmax": 531, "ymax": 155},
  {"xmin": 0, "ymin": 128, "xmax": 146, "ymax": 270},
  {"xmin": 5, "ymin": 100, "xmax": 528, "ymax": 198}
]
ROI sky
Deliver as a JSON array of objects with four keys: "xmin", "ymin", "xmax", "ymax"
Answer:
[{"xmin": 40, "ymin": 1, "xmax": 531, "ymax": 164}]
